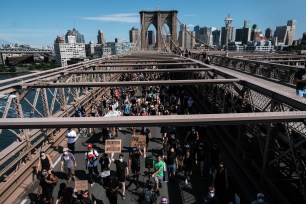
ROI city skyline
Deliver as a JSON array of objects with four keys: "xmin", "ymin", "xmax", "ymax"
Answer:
[{"xmin": 0, "ymin": 0, "xmax": 305, "ymax": 47}]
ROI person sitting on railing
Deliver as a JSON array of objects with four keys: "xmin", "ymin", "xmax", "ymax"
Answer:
[{"xmin": 293, "ymin": 64, "xmax": 306, "ymax": 98}]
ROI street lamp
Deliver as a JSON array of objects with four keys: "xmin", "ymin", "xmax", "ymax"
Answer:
[{"xmin": 224, "ymin": 14, "xmax": 233, "ymax": 57}]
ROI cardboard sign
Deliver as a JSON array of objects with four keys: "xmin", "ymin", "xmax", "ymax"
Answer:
[
  {"xmin": 75, "ymin": 180, "xmax": 88, "ymax": 191},
  {"xmin": 105, "ymin": 139, "xmax": 121, "ymax": 153},
  {"xmin": 131, "ymin": 135, "xmax": 146, "ymax": 148}
]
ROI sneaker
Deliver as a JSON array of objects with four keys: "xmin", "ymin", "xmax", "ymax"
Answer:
[
  {"xmin": 122, "ymin": 196, "xmax": 126, "ymax": 200},
  {"xmin": 67, "ymin": 178, "xmax": 71, "ymax": 183},
  {"xmin": 91, "ymin": 182, "xmax": 95, "ymax": 187},
  {"xmin": 143, "ymin": 154, "xmax": 146, "ymax": 158},
  {"xmin": 185, "ymin": 179, "xmax": 188, "ymax": 185}
]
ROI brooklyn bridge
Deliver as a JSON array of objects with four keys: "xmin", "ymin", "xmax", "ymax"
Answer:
[{"xmin": 0, "ymin": 10, "xmax": 306, "ymax": 204}]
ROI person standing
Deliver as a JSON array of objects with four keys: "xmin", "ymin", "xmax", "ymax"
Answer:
[
  {"xmin": 294, "ymin": 64, "xmax": 306, "ymax": 97},
  {"xmin": 152, "ymin": 154, "xmax": 164, "ymax": 196},
  {"xmin": 251, "ymin": 193, "xmax": 266, "ymax": 204},
  {"xmin": 85, "ymin": 144, "xmax": 99, "ymax": 186},
  {"xmin": 203, "ymin": 186, "xmax": 217, "ymax": 204},
  {"xmin": 65, "ymin": 128, "xmax": 77, "ymax": 154},
  {"xmin": 213, "ymin": 162, "xmax": 228, "ymax": 202},
  {"xmin": 38, "ymin": 169, "xmax": 58, "ymax": 204},
  {"xmin": 104, "ymin": 174, "xmax": 120, "ymax": 204},
  {"xmin": 60, "ymin": 148, "xmax": 77, "ymax": 182},
  {"xmin": 111, "ymin": 153, "xmax": 129, "ymax": 200}
]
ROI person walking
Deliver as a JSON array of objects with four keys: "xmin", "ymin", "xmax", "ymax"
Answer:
[
  {"xmin": 37, "ymin": 150, "xmax": 53, "ymax": 176},
  {"xmin": 65, "ymin": 128, "xmax": 77, "ymax": 154},
  {"xmin": 99, "ymin": 153, "xmax": 111, "ymax": 185},
  {"xmin": 85, "ymin": 144, "xmax": 99, "ymax": 186},
  {"xmin": 38, "ymin": 169, "xmax": 58, "ymax": 204},
  {"xmin": 111, "ymin": 153, "xmax": 129, "ymax": 200},
  {"xmin": 152, "ymin": 154, "xmax": 164, "ymax": 196},
  {"xmin": 104, "ymin": 174, "xmax": 120, "ymax": 204},
  {"xmin": 128, "ymin": 147, "xmax": 142, "ymax": 187},
  {"xmin": 60, "ymin": 148, "xmax": 77, "ymax": 182}
]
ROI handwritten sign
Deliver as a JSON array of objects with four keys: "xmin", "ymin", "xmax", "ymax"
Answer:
[
  {"xmin": 105, "ymin": 139, "xmax": 121, "ymax": 153},
  {"xmin": 75, "ymin": 180, "xmax": 88, "ymax": 191},
  {"xmin": 131, "ymin": 135, "xmax": 146, "ymax": 148}
]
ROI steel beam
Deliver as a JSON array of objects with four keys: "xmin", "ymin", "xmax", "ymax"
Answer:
[
  {"xmin": 22, "ymin": 79, "xmax": 240, "ymax": 88},
  {"xmin": 66, "ymin": 68, "xmax": 213, "ymax": 74},
  {"xmin": 0, "ymin": 112, "xmax": 306, "ymax": 128},
  {"xmin": 95, "ymin": 62, "xmax": 198, "ymax": 67}
]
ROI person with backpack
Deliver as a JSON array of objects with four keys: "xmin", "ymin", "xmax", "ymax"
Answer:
[
  {"xmin": 85, "ymin": 144, "xmax": 99, "ymax": 186},
  {"xmin": 38, "ymin": 169, "xmax": 58, "ymax": 204},
  {"xmin": 111, "ymin": 153, "xmax": 129, "ymax": 200}
]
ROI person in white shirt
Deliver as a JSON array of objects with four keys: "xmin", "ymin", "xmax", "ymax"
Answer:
[{"xmin": 65, "ymin": 128, "xmax": 77, "ymax": 154}]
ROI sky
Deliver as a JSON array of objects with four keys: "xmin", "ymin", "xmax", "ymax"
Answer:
[{"xmin": 0, "ymin": 0, "xmax": 305, "ymax": 47}]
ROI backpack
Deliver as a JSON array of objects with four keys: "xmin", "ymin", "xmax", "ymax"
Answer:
[{"xmin": 87, "ymin": 150, "xmax": 98, "ymax": 164}]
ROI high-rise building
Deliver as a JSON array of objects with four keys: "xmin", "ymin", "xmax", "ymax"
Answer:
[
  {"xmin": 301, "ymin": 32, "xmax": 306, "ymax": 45},
  {"xmin": 178, "ymin": 26, "xmax": 195, "ymax": 49},
  {"xmin": 194, "ymin": 25, "xmax": 200, "ymax": 43},
  {"xmin": 147, "ymin": 30, "xmax": 155, "ymax": 46},
  {"xmin": 265, "ymin": 28, "xmax": 273, "ymax": 39},
  {"xmin": 97, "ymin": 30, "xmax": 106, "ymax": 44},
  {"xmin": 54, "ymin": 35, "xmax": 86, "ymax": 67},
  {"xmin": 65, "ymin": 28, "xmax": 85, "ymax": 43},
  {"xmin": 129, "ymin": 27, "xmax": 139, "ymax": 43},
  {"xmin": 274, "ymin": 20, "xmax": 297, "ymax": 45},
  {"xmin": 251, "ymin": 24, "xmax": 261, "ymax": 41},
  {"xmin": 221, "ymin": 26, "xmax": 235, "ymax": 46},
  {"xmin": 199, "ymin": 27, "xmax": 216, "ymax": 46},
  {"xmin": 235, "ymin": 21, "xmax": 251, "ymax": 45},
  {"xmin": 212, "ymin": 29, "xmax": 221, "ymax": 46}
]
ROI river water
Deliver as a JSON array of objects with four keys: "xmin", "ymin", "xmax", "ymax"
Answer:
[{"xmin": 0, "ymin": 73, "xmax": 30, "ymax": 151}]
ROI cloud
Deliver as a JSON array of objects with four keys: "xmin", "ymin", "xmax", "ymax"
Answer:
[{"xmin": 83, "ymin": 13, "xmax": 139, "ymax": 23}]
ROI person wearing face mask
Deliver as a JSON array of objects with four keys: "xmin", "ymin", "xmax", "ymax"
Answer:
[
  {"xmin": 111, "ymin": 153, "xmax": 129, "ymax": 200},
  {"xmin": 204, "ymin": 186, "xmax": 217, "ymax": 204},
  {"xmin": 85, "ymin": 144, "xmax": 99, "ymax": 186},
  {"xmin": 165, "ymin": 147, "xmax": 178, "ymax": 182},
  {"xmin": 37, "ymin": 150, "xmax": 53, "ymax": 178},
  {"xmin": 60, "ymin": 148, "xmax": 76, "ymax": 182},
  {"xmin": 38, "ymin": 169, "xmax": 58, "ymax": 204},
  {"xmin": 213, "ymin": 162, "xmax": 228, "ymax": 202},
  {"xmin": 251, "ymin": 193, "xmax": 266, "ymax": 204}
]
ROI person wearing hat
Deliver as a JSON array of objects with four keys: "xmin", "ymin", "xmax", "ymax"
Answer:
[
  {"xmin": 37, "ymin": 150, "xmax": 53, "ymax": 178},
  {"xmin": 85, "ymin": 144, "xmax": 99, "ymax": 186},
  {"xmin": 60, "ymin": 148, "xmax": 76, "ymax": 182},
  {"xmin": 111, "ymin": 152, "xmax": 128, "ymax": 200}
]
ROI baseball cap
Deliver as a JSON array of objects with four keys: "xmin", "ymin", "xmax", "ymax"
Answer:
[{"xmin": 88, "ymin": 144, "xmax": 93, "ymax": 149}]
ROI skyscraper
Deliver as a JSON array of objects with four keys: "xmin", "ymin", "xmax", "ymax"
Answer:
[
  {"xmin": 212, "ymin": 29, "xmax": 221, "ymax": 46},
  {"xmin": 235, "ymin": 20, "xmax": 251, "ymax": 45},
  {"xmin": 274, "ymin": 20, "xmax": 297, "ymax": 45},
  {"xmin": 265, "ymin": 28, "xmax": 273, "ymax": 39},
  {"xmin": 301, "ymin": 32, "xmax": 306, "ymax": 45},
  {"xmin": 251, "ymin": 24, "xmax": 261, "ymax": 41},
  {"xmin": 194, "ymin": 25, "xmax": 200, "ymax": 43},
  {"xmin": 147, "ymin": 30, "xmax": 155, "ymax": 46},
  {"xmin": 129, "ymin": 27, "xmax": 139, "ymax": 43},
  {"xmin": 221, "ymin": 26, "xmax": 235, "ymax": 46},
  {"xmin": 65, "ymin": 28, "xmax": 85, "ymax": 43},
  {"xmin": 97, "ymin": 30, "xmax": 106, "ymax": 44}
]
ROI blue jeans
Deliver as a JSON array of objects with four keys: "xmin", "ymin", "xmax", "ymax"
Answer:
[{"xmin": 296, "ymin": 89, "xmax": 306, "ymax": 98}]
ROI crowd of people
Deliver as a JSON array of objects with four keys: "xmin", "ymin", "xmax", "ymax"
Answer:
[{"xmin": 34, "ymin": 69, "xmax": 266, "ymax": 204}]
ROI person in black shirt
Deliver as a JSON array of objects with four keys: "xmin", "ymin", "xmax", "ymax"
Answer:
[
  {"xmin": 111, "ymin": 153, "xmax": 129, "ymax": 200},
  {"xmin": 182, "ymin": 150, "xmax": 193, "ymax": 184},
  {"xmin": 165, "ymin": 147, "xmax": 178, "ymax": 181},
  {"xmin": 104, "ymin": 174, "xmax": 120, "ymax": 204},
  {"xmin": 99, "ymin": 153, "xmax": 111, "ymax": 185},
  {"xmin": 128, "ymin": 147, "xmax": 142, "ymax": 187},
  {"xmin": 294, "ymin": 64, "xmax": 306, "ymax": 97},
  {"xmin": 77, "ymin": 190, "xmax": 96, "ymax": 204}
]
